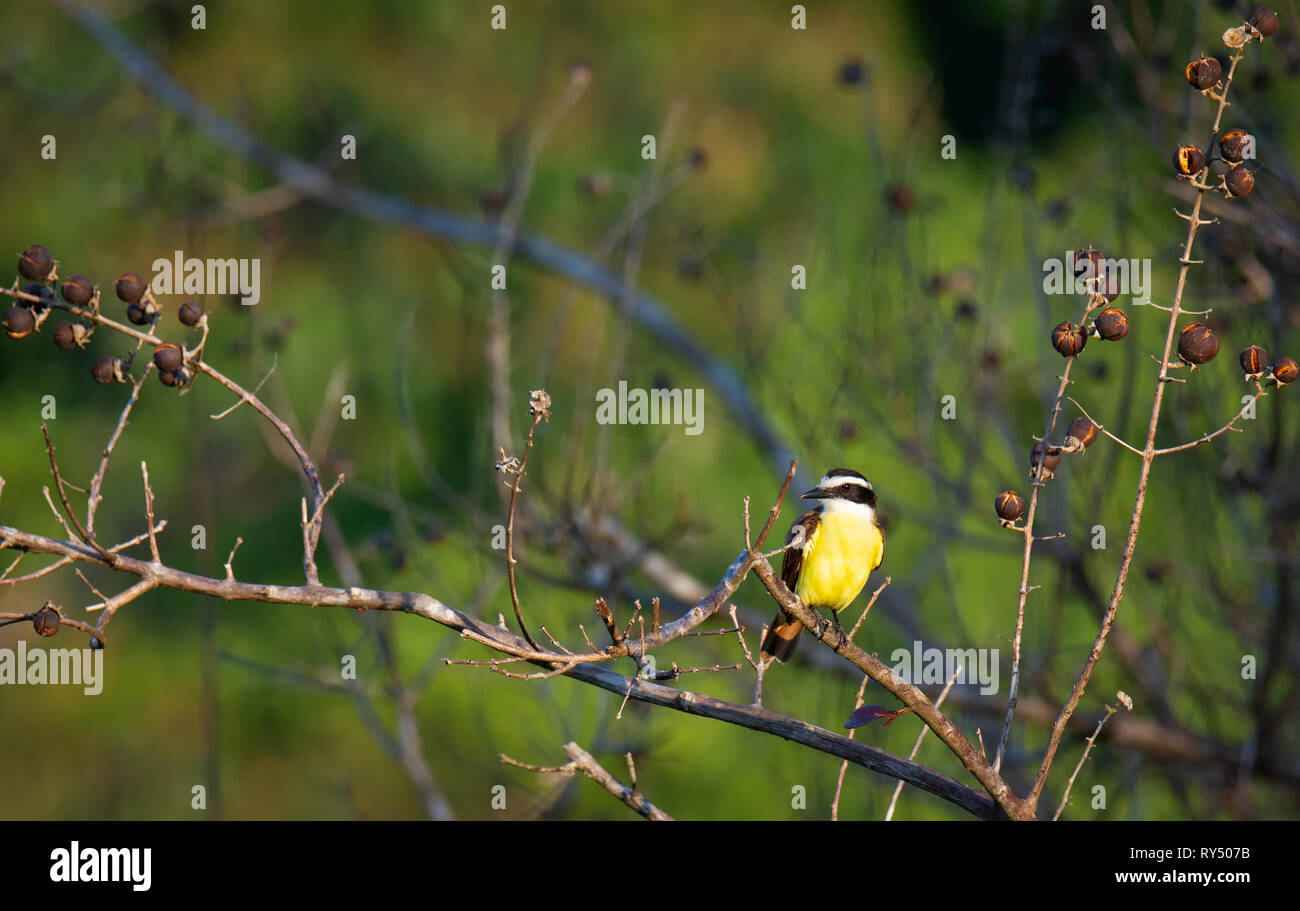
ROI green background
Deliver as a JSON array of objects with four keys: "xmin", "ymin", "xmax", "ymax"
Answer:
[{"xmin": 1, "ymin": 0, "xmax": 1297, "ymax": 820}]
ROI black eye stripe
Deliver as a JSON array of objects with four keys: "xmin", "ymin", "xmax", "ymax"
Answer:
[{"xmin": 821, "ymin": 485, "xmax": 876, "ymax": 506}]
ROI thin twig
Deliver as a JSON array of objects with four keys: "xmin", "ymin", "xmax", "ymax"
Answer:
[
  {"xmin": 42, "ymin": 424, "xmax": 114, "ymax": 562},
  {"xmin": 140, "ymin": 462, "xmax": 161, "ymax": 564},
  {"xmin": 1052, "ymin": 703, "xmax": 1120, "ymax": 820},
  {"xmin": 885, "ymin": 664, "xmax": 965, "ymax": 820},
  {"xmin": 87, "ymin": 364, "xmax": 153, "ymax": 534}
]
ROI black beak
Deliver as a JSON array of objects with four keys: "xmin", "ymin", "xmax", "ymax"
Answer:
[{"xmin": 800, "ymin": 487, "xmax": 828, "ymax": 499}]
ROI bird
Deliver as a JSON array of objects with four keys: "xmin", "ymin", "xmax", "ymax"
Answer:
[{"xmin": 759, "ymin": 468, "xmax": 884, "ymax": 663}]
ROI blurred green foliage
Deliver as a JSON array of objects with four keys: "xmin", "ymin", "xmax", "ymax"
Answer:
[{"xmin": 0, "ymin": 0, "xmax": 1296, "ymax": 820}]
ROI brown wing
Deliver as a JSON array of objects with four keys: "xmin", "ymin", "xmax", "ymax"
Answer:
[{"xmin": 781, "ymin": 510, "xmax": 821, "ymax": 593}]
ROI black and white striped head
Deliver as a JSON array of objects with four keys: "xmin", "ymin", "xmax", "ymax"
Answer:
[{"xmin": 801, "ymin": 468, "xmax": 876, "ymax": 509}]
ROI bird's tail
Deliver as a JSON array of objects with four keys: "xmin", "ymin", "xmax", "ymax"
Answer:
[{"xmin": 760, "ymin": 611, "xmax": 803, "ymax": 663}]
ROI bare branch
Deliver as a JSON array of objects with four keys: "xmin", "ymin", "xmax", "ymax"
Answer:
[
  {"xmin": 1053, "ymin": 699, "xmax": 1125, "ymax": 820},
  {"xmin": 87, "ymin": 364, "xmax": 153, "ymax": 535},
  {"xmin": 500, "ymin": 742, "xmax": 672, "ymax": 821}
]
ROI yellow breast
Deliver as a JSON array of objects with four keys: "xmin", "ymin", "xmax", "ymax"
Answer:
[{"xmin": 794, "ymin": 509, "xmax": 883, "ymax": 612}]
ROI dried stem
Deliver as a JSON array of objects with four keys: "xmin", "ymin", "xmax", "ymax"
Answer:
[
  {"xmin": 1052, "ymin": 703, "xmax": 1120, "ymax": 820},
  {"xmin": 1028, "ymin": 40, "xmax": 1251, "ymax": 811},
  {"xmin": 500, "ymin": 742, "xmax": 673, "ymax": 821},
  {"xmin": 87, "ymin": 363, "xmax": 153, "ymax": 535},
  {"xmin": 886, "ymin": 663, "xmax": 965, "ymax": 820},
  {"xmin": 500, "ymin": 401, "xmax": 551, "ymax": 649}
]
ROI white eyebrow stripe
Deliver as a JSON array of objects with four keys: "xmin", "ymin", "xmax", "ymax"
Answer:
[{"xmin": 819, "ymin": 474, "xmax": 871, "ymax": 489}]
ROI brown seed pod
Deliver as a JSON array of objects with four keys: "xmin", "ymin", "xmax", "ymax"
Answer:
[
  {"xmin": 91, "ymin": 355, "xmax": 125, "ymax": 385},
  {"xmin": 1240, "ymin": 345, "xmax": 1269, "ymax": 379},
  {"xmin": 1073, "ymin": 247, "xmax": 1105, "ymax": 279},
  {"xmin": 178, "ymin": 301, "xmax": 204, "ymax": 327},
  {"xmin": 52, "ymin": 321, "xmax": 89, "ymax": 350},
  {"xmin": 1219, "ymin": 129, "xmax": 1252, "ymax": 163},
  {"xmin": 1031, "ymin": 441, "xmax": 1062, "ymax": 479},
  {"xmin": 1065, "ymin": 416, "xmax": 1099, "ymax": 451},
  {"xmin": 995, "ymin": 491, "xmax": 1025, "ymax": 523},
  {"xmin": 1094, "ymin": 307, "xmax": 1129, "ymax": 341},
  {"xmin": 153, "ymin": 343, "xmax": 184, "ymax": 372},
  {"xmin": 115, "ymin": 272, "xmax": 147, "ymax": 303},
  {"xmin": 1274, "ymin": 356, "xmax": 1298, "ymax": 385},
  {"xmin": 126, "ymin": 302, "xmax": 149, "ymax": 325},
  {"xmin": 1051, "ymin": 320, "xmax": 1087, "ymax": 357},
  {"xmin": 3, "ymin": 305, "xmax": 36, "ymax": 339},
  {"xmin": 20, "ymin": 283, "xmax": 54, "ymax": 311},
  {"xmin": 32, "ymin": 602, "xmax": 61, "ymax": 637},
  {"xmin": 159, "ymin": 368, "xmax": 189, "ymax": 388},
  {"xmin": 1224, "ymin": 166, "xmax": 1255, "ymax": 198},
  {"xmin": 1184, "ymin": 55, "xmax": 1223, "ymax": 90},
  {"xmin": 18, "ymin": 243, "xmax": 54, "ymax": 281},
  {"xmin": 61, "ymin": 274, "xmax": 94, "ymax": 306},
  {"xmin": 1247, "ymin": 6, "xmax": 1279, "ymax": 38},
  {"xmin": 1172, "ymin": 144, "xmax": 1206, "ymax": 176},
  {"xmin": 1178, "ymin": 322, "xmax": 1220, "ymax": 366}
]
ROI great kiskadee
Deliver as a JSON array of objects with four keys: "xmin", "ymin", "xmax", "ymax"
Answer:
[{"xmin": 759, "ymin": 468, "xmax": 884, "ymax": 663}]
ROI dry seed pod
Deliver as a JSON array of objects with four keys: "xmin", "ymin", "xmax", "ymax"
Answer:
[
  {"xmin": 1178, "ymin": 323, "xmax": 1220, "ymax": 366},
  {"xmin": 178, "ymin": 301, "xmax": 204, "ymax": 327},
  {"xmin": 126, "ymin": 302, "xmax": 149, "ymax": 325},
  {"xmin": 61, "ymin": 274, "xmax": 93, "ymax": 306},
  {"xmin": 1094, "ymin": 307, "xmax": 1129, "ymax": 341},
  {"xmin": 1248, "ymin": 6, "xmax": 1279, "ymax": 38},
  {"xmin": 1274, "ymin": 357, "xmax": 1298, "ymax": 385},
  {"xmin": 153, "ymin": 343, "xmax": 184, "ymax": 372},
  {"xmin": 1225, "ymin": 166, "xmax": 1255, "ymax": 198},
  {"xmin": 1184, "ymin": 55, "xmax": 1222, "ymax": 89},
  {"xmin": 1173, "ymin": 145, "xmax": 1206, "ymax": 176},
  {"xmin": 3, "ymin": 305, "xmax": 35, "ymax": 339},
  {"xmin": 18, "ymin": 244, "xmax": 53, "ymax": 281},
  {"xmin": 91, "ymin": 355, "xmax": 125, "ymax": 385},
  {"xmin": 159, "ymin": 368, "xmax": 189, "ymax": 388},
  {"xmin": 52, "ymin": 321, "xmax": 89, "ymax": 350},
  {"xmin": 1065, "ymin": 416, "xmax": 1099, "ymax": 451},
  {"xmin": 1219, "ymin": 129, "xmax": 1251, "ymax": 163},
  {"xmin": 1223, "ymin": 26, "xmax": 1248, "ymax": 49},
  {"xmin": 115, "ymin": 272, "xmax": 147, "ymax": 303},
  {"xmin": 32, "ymin": 602, "xmax": 61, "ymax": 637},
  {"xmin": 1051, "ymin": 321, "xmax": 1087, "ymax": 357},
  {"xmin": 20, "ymin": 283, "xmax": 53, "ymax": 311},
  {"xmin": 1240, "ymin": 345, "xmax": 1269, "ymax": 379},
  {"xmin": 1030, "ymin": 441, "xmax": 1062, "ymax": 479},
  {"xmin": 995, "ymin": 491, "xmax": 1025, "ymax": 524},
  {"xmin": 1073, "ymin": 247, "xmax": 1105, "ymax": 279}
]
